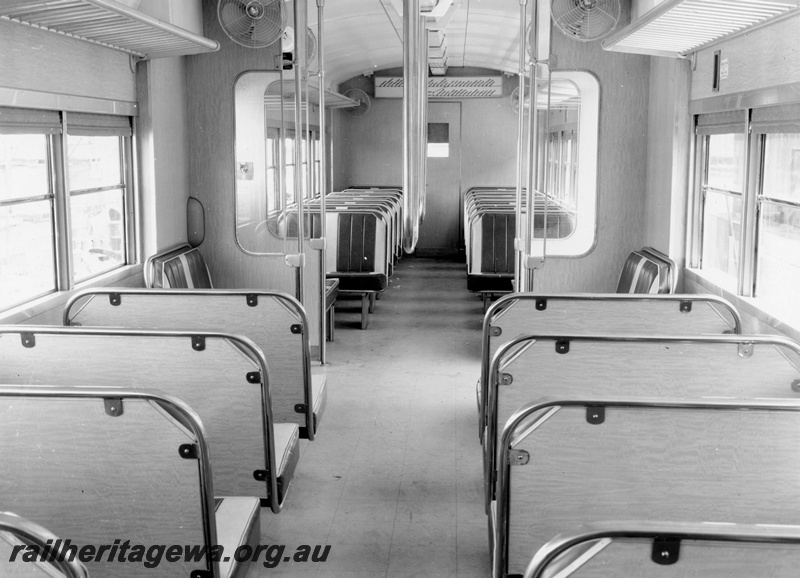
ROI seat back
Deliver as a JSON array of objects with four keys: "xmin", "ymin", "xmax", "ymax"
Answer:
[
  {"xmin": 63, "ymin": 288, "xmax": 316, "ymax": 439},
  {"xmin": 0, "ymin": 326, "xmax": 282, "ymax": 509},
  {"xmin": 145, "ymin": 245, "xmax": 213, "ymax": 289},
  {"xmin": 478, "ymin": 293, "xmax": 742, "ymax": 441},
  {"xmin": 485, "ymin": 333, "xmax": 800, "ymax": 508},
  {"xmin": 616, "ymin": 249, "xmax": 672, "ymax": 294},
  {"xmin": 524, "ymin": 522, "xmax": 800, "ymax": 578},
  {"xmin": 495, "ymin": 397, "xmax": 800, "ymax": 577},
  {"xmin": 0, "ymin": 386, "xmax": 216, "ymax": 578}
]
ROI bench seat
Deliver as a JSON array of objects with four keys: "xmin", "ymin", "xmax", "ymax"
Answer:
[
  {"xmin": 311, "ymin": 373, "xmax": 327, "ymax": 435},
  {"xmin": 274, "ymin": 423, "xmax": 300, "ymax": 506},
  {"xmin": 215, "ymin": 497, "xmax": 261, "ymax": 578}
]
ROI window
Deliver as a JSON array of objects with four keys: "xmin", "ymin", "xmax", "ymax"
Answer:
[
  {"xmin": 692, "ymin": 103, "xmax": 800, "ymax": 323},
  {"xmin": 0, "ymin": 108, "xmax": 133, "ymax": 312},
  {"xmin": 756, "ymin": 132, "xmax": 800, "ymax": 304},
  {"xmin": 427, "ymin": 123, "xmax": 449, "ymax": 158},
  {"xmin": 0, "ymin": 133, "xmax": 56, "ymax": 309}
]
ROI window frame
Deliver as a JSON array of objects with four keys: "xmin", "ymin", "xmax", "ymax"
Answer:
[
  {"xmin": 690, "ymin": 102, "xmax": 800, "ymax": 308},
  {"xmin": 0, "ymin": 108, "xmax": 135, "ymax": 313}
]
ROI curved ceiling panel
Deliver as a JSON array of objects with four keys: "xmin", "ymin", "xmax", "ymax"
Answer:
[{"xmin": 308, "ymin": 0, "xmax": 526, "ymax": 87}]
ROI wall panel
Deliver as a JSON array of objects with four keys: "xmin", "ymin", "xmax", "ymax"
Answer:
[
  {"xmin": 185, "ymin": 0, "xmax": 321, "ymax": 348},
  {"xmin": 0, "ymin": 19, "xmax": 135, "ymax": 103},
  {"xmin": 691, "ymin": 14, "xmax": 800, "ymax": 101}
]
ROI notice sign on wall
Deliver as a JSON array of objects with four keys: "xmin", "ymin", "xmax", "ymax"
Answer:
[{"xmin": 374, "ymin": 76, "xmax": 503, "ymax": 99}]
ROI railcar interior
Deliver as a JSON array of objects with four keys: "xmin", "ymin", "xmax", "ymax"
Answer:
[{"xmin": 2, "ymin": 0, "xmax": 800, "ymax": 576}]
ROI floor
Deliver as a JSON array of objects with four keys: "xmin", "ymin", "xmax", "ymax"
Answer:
[{"xmin": 246, "ymin": 257, "xmax": 490, "ymax": 577}]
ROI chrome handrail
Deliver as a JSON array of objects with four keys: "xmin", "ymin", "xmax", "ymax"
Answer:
[
  {"xmin": 524, "ymin": 520, "xmax": 800, "ymax": 578},
  {"xmin": 495, "ymin": 395, "xmax": 800, "ymax": 578},
  {"xmin": 0, "ymin": 385, "xmax": 218, "ymax": 577}
]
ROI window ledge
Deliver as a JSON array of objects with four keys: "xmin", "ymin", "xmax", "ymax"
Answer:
[
  {"xmin": 0, "ymin": 264, "xmax": 143, "ymax": 325},
  {"xmin": 684, "ymin": 267, "xmax": 800, "ymax": 343}
]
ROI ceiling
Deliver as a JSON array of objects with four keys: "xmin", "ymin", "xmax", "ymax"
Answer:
[{"xmin": 306, "ymin": 0, "xmax": 527, "ymax": 87}]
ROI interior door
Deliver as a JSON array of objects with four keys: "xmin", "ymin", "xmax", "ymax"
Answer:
[{"xmin": 417, "ymin": 101, "xmax": 462, "ymax": 256}]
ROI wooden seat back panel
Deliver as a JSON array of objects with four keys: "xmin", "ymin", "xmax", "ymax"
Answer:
[
  {"xmin": 0, "ymin": 330, "xmax": 268, "ymax": 498},
  {"xmin": 505, "ymin": 405, "xmax": 800, "ymax": 575},
  {"xmin": 0, "ymin": 395, "xmax": 208, "ymax": 578},
  {"xmin": 66, "ymin": 292, "xmax": 306, "ymax": 429}
]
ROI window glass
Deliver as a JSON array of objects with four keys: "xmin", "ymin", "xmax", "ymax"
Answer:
[
  {"xmin": 701, "ymin": 188, "xmax": 741, "ymax": 287},
  {"xmin": 0, "ymin": 134, "xmax": 57, "ymax": 310},
  {"xmin": 0, "ymin": 134, "xmax": 49, "ymax": 202},
  {"xmin": 756, "ymin": 133, "xmax": 800, "ymax": 304},
  {"xmin": 0, "ymin": 200, "xmax": 56, "ymax": 310},
  {"xmin": 699, "ymin": 133, "xmax": 746, "ymax": 288},
  {"xmin": 67, "ymin": 135, "xmax": 121, "ymax": 191},
  {"xmin": 707, "ymin": 133, "xmax": 746, "ymax": 192},
  {"xmin": 67, "ymin": 135, "xmax": 126, "ymax": 283}
]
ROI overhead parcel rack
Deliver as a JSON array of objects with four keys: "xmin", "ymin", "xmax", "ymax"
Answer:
[
  {"xmin": 0, "ymin": 0, "xmax": 219, "ymax": 60},
  {"xmin": 602, "ymin": 0, "xmax": 800, "ymax": 58}
]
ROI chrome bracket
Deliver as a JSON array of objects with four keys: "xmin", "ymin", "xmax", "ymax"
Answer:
[
  {"xmin": 285, "ymin": 253, "xmax": 305, "ymax": 268},
  {"xmin": 652, "ymin": 537, "xmax": 680, "ymax": 565},
  {"xmin": 738, "ymin": 342, "xmax": 754, "ymax": 358},
  {"xmin": 179, "ymin": 444, "xmax": 198, "ymax": 459},
  {"xmin": 792, "ymin": 379, "xmax": 800, "ymax": 393},
  {"xmin": 679, "ymin": 300, "xmax": 692, "ymax": 313},
  {"xmin": 246, "ymin": 294, "xmax": 258, "ymax": 307},
  {"xmin": 20, "ymin": 333, "xmax": 35, "ymax": 348},
  {"xmin": 128, "ymin": 54, "xmax": 146, "ymax": 74},
  {"xmin": 192, "ymin": 336, "xmax": 206, "ymax": 351},
  {"xmin": 555, "ymin": 339, "xmax": 570, "ymax": 354},
  {"xmin": 109, "ymin": 292, "xmax": 121, "ymax": 306},
  {"xmin": 246, "ymin": 372, "xmax": 261, "ymax": 384},
  {"xmin": 104, "ymin": 398, "xmax": 123, "ymax": 417},
  {"xmin": 489, "ymin": 326, "xmax": 502, "ymax": 337},
  {"xmin": 290, "ymin": 324, "xmax": 304, "ymax": 334},
  {"xmin": 508, "ymin": 449, "xmax": 530, "ymax": 466},
  {"xmin": 499, "ymin": 373, "xmax": 513, "ymax": 386},
  {"xmin": 535, "ymin": 298, "xmax": 547, "ymax": 311},
  {"xmin": 587, "ymin": 406, "xmax": 605, "ymax": 425}
]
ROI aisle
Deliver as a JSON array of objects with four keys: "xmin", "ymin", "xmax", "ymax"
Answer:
[{"xmin": 248, "ymin": 257, "xmax": 489, "ymax": 577}]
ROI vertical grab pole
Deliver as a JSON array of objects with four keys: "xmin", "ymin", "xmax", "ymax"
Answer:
[
  {"xmin": 403, "ymin": 0, "xmax": 421, "ymax": 253},
  {"xmin": 514, "ymin": 0, "xmax": 528, "ymax": 292},
  {"xmin": 419, "ymin": 16, "xmax": 429, "ymax": 223},
  {"xmin": 316, "ymin": 0, "xmax": 328, "ymax": 363},
  {"xmin": 292, "ymin": 0, "xmax": 308, "ymax": 303},
  {"xmin": 524, "ymin": 0, "xmax": 551, "ymax": 292}
]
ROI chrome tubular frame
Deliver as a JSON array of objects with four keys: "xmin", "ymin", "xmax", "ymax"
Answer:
[
  {"xmin": 403, "ymin": 0, "xmax": 421, "ymax": 253},
  {"xmin": 317, "ymin": 0, "xmax": 328, "ymax": 365},
  {"xmin": 514, "ymin": 0, "xmax": 528, "ymax": 292},
  {"xmin": 484, "ymin": 331, "xmax": 800, "ymax": 509},
  {"xmin": 0, "ymin": 323, "xmax": 284, "ymax": 513},
  {"xmin": 478, "ymin": 292, "xmax": 745, "ymax": 437},
  {"xmin": 293, "ymin": 0, "xmax": 308, "ymax": 303},
  {"xmin": 0, "ymin": 512, "xmax": 90, "ymax": 578},
  {"xmin": 524, "ymin": 520, "xmax": 800, "ymax": 578},
  {"xmin": 0, "ymin": 385, "xmax": 219, "ymax": 576},
  {"xmin": 495, "ymin": 395, "xmax": 800, "ymax": 578}
]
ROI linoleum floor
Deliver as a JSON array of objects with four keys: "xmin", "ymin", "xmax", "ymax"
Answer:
[{"xmin": 246, "ymin": 257, "xmax": 489, "ymax": 577}]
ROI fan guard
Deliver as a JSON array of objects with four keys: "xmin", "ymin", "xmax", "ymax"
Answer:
[
  {"xmin": 282, "ymin": 26, "xmax": 317, "ymax": 65},
  {"xmin": 343, "ymin": 88, "xmax": 371, "ymax": 117},
  {"xmin": 551, "ymin": 0, "xmax": 620, "ymax": 42},
  {"xmin": 217, "ymin": 0, "xmax": 286, "ymax": 49},
  {"xmin": 510, "ymin": 86, "xmax": 529, "ymax": 114}
]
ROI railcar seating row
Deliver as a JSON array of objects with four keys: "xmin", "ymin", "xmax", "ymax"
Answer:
[
  {"xmin": 463, "ymin": 187, "xmax": 577, "ymax": 311},
  {"xmin": 474, "ymin": 292, "xmax": 800, "ymax": 577},
  {"xmin": 293, "ymin": 187, "xmax": 403, "ymax": 329},
  {"xmin": 0, "ymin": 285, "xmax": 328, "ymax": 576},
  {"xmin": 145, "ymin": 242, "xmax": 340, "ymax": 343},
  {"xmin": 0, "ymin": 386, "xmax": 261, "ymax": 578}
]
